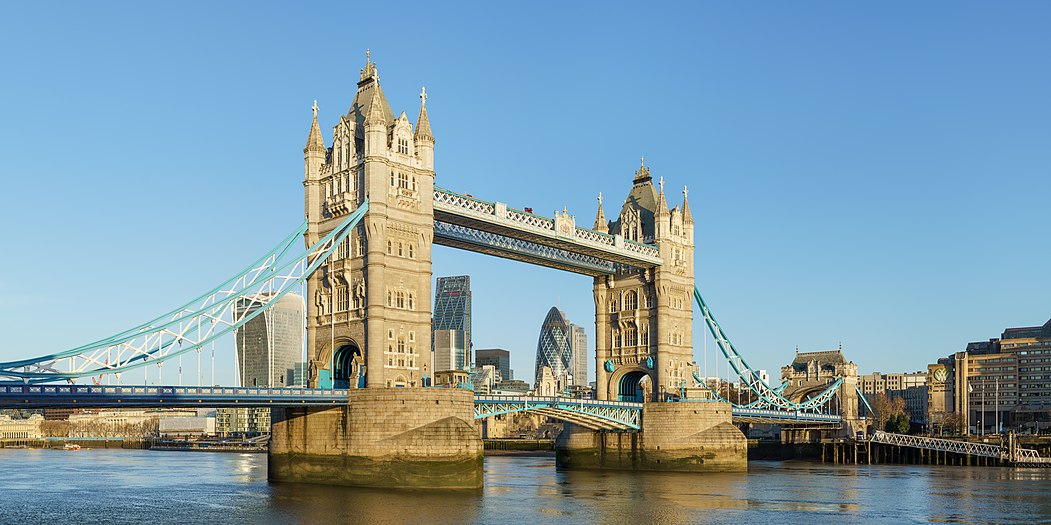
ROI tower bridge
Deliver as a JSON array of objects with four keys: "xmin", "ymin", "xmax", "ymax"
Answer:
[{"xmin": 0, "ymin": 54, "xmax": 859, "ymax": 488}]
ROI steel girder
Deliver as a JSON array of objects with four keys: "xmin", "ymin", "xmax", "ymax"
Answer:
[
  {"xmin": 0, "ymin": 201, "xmax": 370, "ymax": 383},
  {"xmin": 434, "ymin": 221, "xmax": 615, "ymax": 276},
  {"xmin": 433, "ymin": 187, "xmax": 662, "ymax": 270},
  {"xmin": 693, "ymin": 286, "xmax": 843, "ymax": 412},
  {"xmin": 474, "ymin": 396, "xmax": 641, "ymax": 431}
]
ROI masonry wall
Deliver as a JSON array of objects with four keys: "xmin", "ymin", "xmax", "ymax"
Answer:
[
  {"xmin": 556, "ymin": 401, "xmax": 747, "ymax": 472},
  {"xmin": 269, "ymin": 388, "xmax": 483, "ymax": 488}
]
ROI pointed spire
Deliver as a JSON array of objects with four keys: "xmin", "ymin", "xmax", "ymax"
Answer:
[
  {"xmin": 414, "ymin": 86, "xmax": 434, "ymax": 142},
  {"xmin": 656, "ymin": 175, "xmax": 670, "ymax": 216},
  {"xmin": 364, "ymin": 90, "xmax": 387, "ymax": 126},
  {"xmin": 304, "ymin": 99, "xmax": 325, "ymax": 155},
  {"xmin": 593, "ymin": 192, "xmax": 608, "ymax": 233},
  {"xmin": 682, "ymin": 185, "xmax": 694, "ymax": 224},
  {"xmin": 360, "ymin": 48, "xmax": 379, "ymax": 82},
  {"xmin": 633, "ymin": 156, "xmax": 652, "ymax": 184}
]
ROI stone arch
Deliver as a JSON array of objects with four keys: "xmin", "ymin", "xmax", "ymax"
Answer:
[
  {"xmin": 608, "ymin": 365, "xmax": 653, "ymax": 402},
  {"xmin": 333, "ymin": 338, "xmax": 362, "ymax": 389}
]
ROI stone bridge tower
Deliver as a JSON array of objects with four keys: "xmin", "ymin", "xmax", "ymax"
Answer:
[
  {"xmin": 303, "ymin": 54, "xmax": 436, "ymax": 389},
  {"xmin": 593, "ymin": 161, "xmax": 695, "ymax": 401}
]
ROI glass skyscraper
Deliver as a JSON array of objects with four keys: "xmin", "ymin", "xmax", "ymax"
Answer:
[
  {"xmin": 569, "ymin": 324, "xmax": 588, "ymax": 386},
  {"xmin": 535, "ymin": 307, "xmax": 572, "ymax": 387},
  {"xmin": 432, "ymin": 275, "xmax": 471, "ymax": 371},
  {"xmin": 234, "ymin": 292, "xmax": 304, "ymax": 387}
]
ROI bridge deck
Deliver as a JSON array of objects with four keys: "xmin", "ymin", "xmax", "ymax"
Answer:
[
  {"xmin": 0, "ymin": 384, "xmax": 350, "ymax": 408},
  {"xmin": 0, "ymin": 386, "xmax": 846, "ymax": 429}
]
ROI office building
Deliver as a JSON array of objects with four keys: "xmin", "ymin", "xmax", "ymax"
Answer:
[
  {"xmin": 234, "ymin": 292, "xmax": 305, "ymax": 387},
  {"xmin": 432, "ymin": 276, "xmax": 471, "ymax": 372},
  {"xmin": 535, "ymin": 307, "xmax": 572, "ymax": 391},
  {"xmin": 476, "ymin": 348, "xmax": 511, "ymax": 382},
  {"xmin": 569, "ymin": 324, "xmax": 588, "ymax": 387},
  {"xmin": 927, "ymin": 318, "xmax": 1051, "ymax": 434},
  {"xmin": 434, "ymin": 329, "xmax": 467, "ymax": 372},
  {"xmin": 858, "ymin": 371, "xmax": 930, "ymax": 425}
]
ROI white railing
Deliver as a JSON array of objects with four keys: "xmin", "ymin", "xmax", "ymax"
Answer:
[{"xmin": 434, "ymin": 187, "xmax": 662, "ymax": 264}]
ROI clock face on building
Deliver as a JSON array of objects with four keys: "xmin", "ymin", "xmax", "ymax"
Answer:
[{"xmin": 933, "ymin": 368, "xmax": 947, "ymax": 382}]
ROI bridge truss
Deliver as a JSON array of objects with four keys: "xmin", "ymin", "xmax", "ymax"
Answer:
[
  {"xmin": 692, "ymin": 286, "xmax": 843, "ymax": 414},
  {"xmin": 474, "ymin": 395, "xmax": 641, "ymax": 431}
]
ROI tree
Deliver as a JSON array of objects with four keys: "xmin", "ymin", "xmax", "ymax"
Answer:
[
  {"xmin": 885, "ymin": 413, "xmax": 910, "ymax": 434},
  {"xmin": 868, "ymin": 393, "xmax": 908, "ymax": 431},
  {"xmin": 941, "ymin": 413, "xmax": 965, "ymax": 435}
]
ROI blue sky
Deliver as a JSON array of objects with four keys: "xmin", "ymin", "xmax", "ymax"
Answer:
[{"xmin": 0, "ymin": 2, "xmax": 1048, "ymax": 386}]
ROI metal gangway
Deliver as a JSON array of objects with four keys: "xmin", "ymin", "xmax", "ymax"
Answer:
[{"xmin": 870, "ymin": 430, "xmax": 1051, "ymax": 466}]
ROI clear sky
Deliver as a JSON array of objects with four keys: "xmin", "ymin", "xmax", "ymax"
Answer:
[{"xmin": 0, "ymin": 2, "xmax": 1048, "ymax": 387}]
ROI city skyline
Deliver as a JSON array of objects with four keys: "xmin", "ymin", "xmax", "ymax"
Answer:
[{"xmin": 0, "ymin": 3, "xmax": 1049, "ymax": 387}]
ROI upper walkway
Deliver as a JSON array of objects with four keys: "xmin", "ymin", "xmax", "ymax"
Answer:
[{"xmin": 433, "ymin": 187, "xmax": 662, "ymax": 276}]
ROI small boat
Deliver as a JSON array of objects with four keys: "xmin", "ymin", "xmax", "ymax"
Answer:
[{"xmin": 63, "ymin": 443, "xmax": 81, "ymax": 450}]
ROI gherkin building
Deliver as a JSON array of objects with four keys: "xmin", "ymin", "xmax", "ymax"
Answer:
[{"xmin": 534, "ymin": 307, "xmax": 572, "ymax": 385}]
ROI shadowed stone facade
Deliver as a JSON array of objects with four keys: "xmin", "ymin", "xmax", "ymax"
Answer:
[
  {"xmin": 555, "ymin": 401, "xmax": 746, "ymax": 472},
  {"xmin": 593, "ymin": 162, "xmax": 696, "ymax": 401},
  {"xmin": 269, "ymin": 388, "xmax": 482, "ymax": 489},
  {"xmin": 303, "ymin": 54, "xmax": 436, "ymax": 389}
]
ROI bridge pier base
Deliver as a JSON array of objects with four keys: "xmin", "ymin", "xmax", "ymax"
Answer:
[
  {"xmin": 268, "ymin": 388, "xmax": 483, "ymax": 489},
  {"xmin": 555, "ymin": 401, "xmax": 746, "ymax": 472}
]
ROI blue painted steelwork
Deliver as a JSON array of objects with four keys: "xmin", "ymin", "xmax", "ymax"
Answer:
[
  {"xmin": 474, "ymin": 395, "xmax": 841, "ymax": 431},
  {"xmin": 731, "ymin": 407, "xmax": 842, "ymax": 424},
  {"xmin": 434, "ymin": 220, "xmax": 615, "ymax": 275},
  {"xmin": 475, "ymin": 395, "xmax": 642, "ymax": 431},
  {"xmin": 0, "ymin": 201, "xmax": 369, "ymax": 383},
  {"xmin": 0, "ymin": 384, "xmax": 349, "ymax": 408},
  {"xmin": 693, "ymin": 285, "xmax": 842, "ymax": 412}
]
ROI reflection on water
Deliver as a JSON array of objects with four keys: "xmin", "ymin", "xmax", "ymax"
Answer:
[{"xmin": 2, "ymin": 449, "xmax": 1051, "ymax": 524}]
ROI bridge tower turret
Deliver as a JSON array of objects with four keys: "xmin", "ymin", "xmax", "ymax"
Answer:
[
  {"xmin": 594, "ymin": 161, "xmax": 695, "ymax": 402},
  {"xmin": 303, "ymin": 101, "xmax": 326, "ymax": 247},
  {"xmin": 304, "ymin": 52, "xmax": 436, "ymax": 389}
]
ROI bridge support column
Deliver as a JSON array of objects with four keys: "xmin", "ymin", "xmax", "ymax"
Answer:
[
  {"xmin": 556, "ymin": 401, "xmax": 746, "ymax": 472},
  {"xmin": 268, "ymin": 388, "xmax": 482, "ymax": 489}
]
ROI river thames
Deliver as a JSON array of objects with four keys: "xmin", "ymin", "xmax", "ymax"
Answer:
[{"xmin": 2, "ymin": 449, "xmax": 1050, "ymax": 524}]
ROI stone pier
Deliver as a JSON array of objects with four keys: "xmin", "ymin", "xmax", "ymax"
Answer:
[
  {"xmin": 556, "ymin": 401, "xmax": 747, "ymax": 472},
  {"xmin": 269, "ymin": 388, "xmax": 483, "ymax": 489}
]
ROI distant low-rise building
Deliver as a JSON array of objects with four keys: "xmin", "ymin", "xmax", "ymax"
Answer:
[
  {"xmin": 858, "ymin": 371, "xmax": 929, "ymax": 425},
  {"xmin": 215, "ymin": 408, "xmax": 270, "ymax": 437},
  {"xmin": 0, "ymin": 414, "xmax": 43, "ymax": 442},
  {"xmin": 493, "ymin": 379, "xmax": 530, "ymax": 395},
  {"xmin": 159, "ymin": 416, "xmax": 216, "ymax": 439}
]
